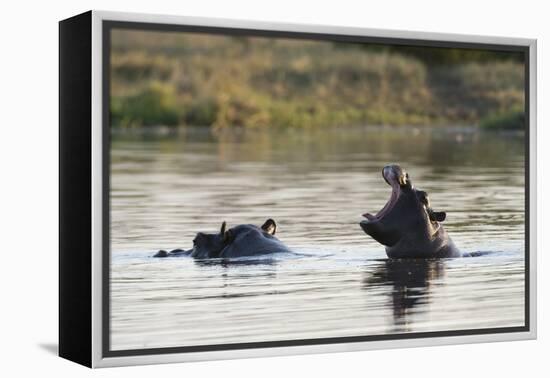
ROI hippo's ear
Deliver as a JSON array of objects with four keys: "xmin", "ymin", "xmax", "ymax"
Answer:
[
  {"xmin": 223, "ymin": 230, "xmax": 232, "ymax": 243},
  {"xmin": 220, "ymin": 221, "xmax": 233, "ymax": 243},
  {"xmin": 261, "ymin": 219, "xmax": 277, "ymax": 235},
  {"xmin": 429, "ymin": 211, "xmax": 446, "ymax": 222}
]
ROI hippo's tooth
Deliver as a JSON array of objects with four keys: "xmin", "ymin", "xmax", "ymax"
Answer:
[{"xmin": 363, "ymin": 213, "xmax": 377, "ymax": 221}]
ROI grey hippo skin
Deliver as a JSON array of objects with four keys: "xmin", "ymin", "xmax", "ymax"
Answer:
[
  {"xmin": 360, "ymin": 164, "xmax": 460, "ymax": 258},
  {"xmin": 153, "ymin": 219, "xmax": 292, "ymax": 258}
]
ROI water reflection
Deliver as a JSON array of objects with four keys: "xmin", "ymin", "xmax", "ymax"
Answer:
[
  {"xmin": 364, "ymin": 259, "xmax": 445, "ymax": 332},
  {"xmin": 111, "ymin": 125, "xmax": 524, "ymax": 174},
  {"xmin": 194, "ymin": 257, "xmax": 279, "ymax": 268}
]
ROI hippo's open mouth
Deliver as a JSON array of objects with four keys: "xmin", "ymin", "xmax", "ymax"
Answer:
[{"xmin": 362, "ymin": 165, "xmax": 407, "ymax": 222}]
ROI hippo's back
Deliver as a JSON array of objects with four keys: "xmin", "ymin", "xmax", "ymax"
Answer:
[{"xmin": 220, "ymin": 225, "xmax": 292, "ymax": 258}]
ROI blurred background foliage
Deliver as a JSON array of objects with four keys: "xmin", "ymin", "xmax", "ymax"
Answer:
[{"xmin": 110, "ymin": 30, "xmax": 525, "ymax": 130}]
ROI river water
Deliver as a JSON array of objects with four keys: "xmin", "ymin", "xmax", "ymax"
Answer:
[{"xmin": 109, "ymin": 126, "xmax": 525, "ymax": 351}]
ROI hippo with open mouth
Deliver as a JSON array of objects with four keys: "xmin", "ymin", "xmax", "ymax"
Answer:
[
  {"xmin": 154, "ymin": 219, "xmax": 292, "ymax": 258},
  {"xmin": 360, "ymin": 164, "xmax": 460, "ymax": 258}
]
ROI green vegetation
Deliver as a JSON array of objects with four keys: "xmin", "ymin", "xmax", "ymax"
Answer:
[
  {"xmin": 111, "ymin": 82, "xmax": 180, "ymax": 127},
  {"xmin": 479, "ymin": 107, "xmax": 525, "ymax": 130},
  {"xmin": 110, "ymin": 30, "xmax": 525, "ymax": 129}
]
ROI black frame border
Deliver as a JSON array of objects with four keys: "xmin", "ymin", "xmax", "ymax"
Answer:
[
  {"xmin": 101, "ymin": 20, "xmax": 531, "ymax": 358},
  {"xmin": 59, "ymin": 11, "xmax": 93, "ymax": 367}
]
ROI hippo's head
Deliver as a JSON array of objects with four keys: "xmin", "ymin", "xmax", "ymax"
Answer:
[
  {"xmin": 360, "ymin": 165, "xmax": 447, "ymax": 250},
  {"xmin": 190, "ymin": 219, "xmax": 279, "ymax": 259}
]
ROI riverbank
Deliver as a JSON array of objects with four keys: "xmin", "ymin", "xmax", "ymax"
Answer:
[{"xmin": 110, "ymin": 30, "xmax": 525, "ymax": 130}]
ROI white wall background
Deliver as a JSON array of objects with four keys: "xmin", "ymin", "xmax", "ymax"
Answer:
[{"xmin": 0, "ymin": 0, "xmax": 547, "ymax": 376}]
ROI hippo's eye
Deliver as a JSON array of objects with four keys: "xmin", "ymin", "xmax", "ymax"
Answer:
[
  {"xmin": 192, "ymin": 239, "xmax": 197, "ymax": 246},
  {"xmin": 416, "ymin": 190, "xmax": 429, "ymax": 206}
]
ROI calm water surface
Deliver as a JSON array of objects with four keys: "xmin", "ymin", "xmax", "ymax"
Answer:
[{"xmin": 110, "ymin": 126, "xmax": 525, "ymax": 351}]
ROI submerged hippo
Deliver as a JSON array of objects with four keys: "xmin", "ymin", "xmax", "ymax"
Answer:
[
  {"xmin": 360, "ymin": 164, "xmax": 460, "ymax": 258},
  {"xmin": 154, "ymin": 219, "xmax": 292, "ymax": 259}
]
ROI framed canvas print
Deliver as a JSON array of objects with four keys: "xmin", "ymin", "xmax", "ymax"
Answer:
[{"xmin": 59, "ymin": 10, "xmax": 537, "ymax": 368}]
